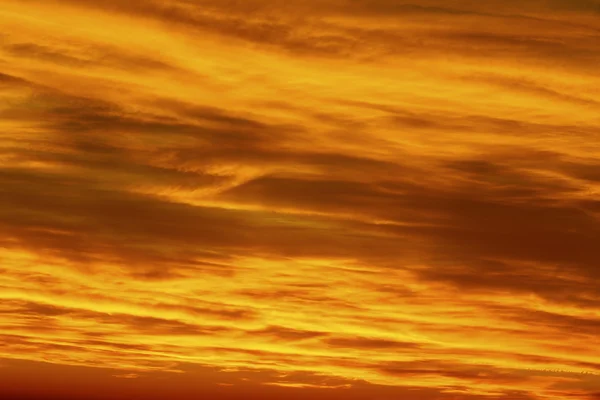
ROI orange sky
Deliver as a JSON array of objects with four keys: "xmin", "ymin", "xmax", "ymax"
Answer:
[{"xmin": 1, "ymin": 1, "xmax": 599, "ymax": 399}]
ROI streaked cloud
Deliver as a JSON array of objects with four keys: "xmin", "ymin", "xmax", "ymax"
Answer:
[{"xmin": 1, "ymin": 0, "xmax": 599, "ymax": 399}]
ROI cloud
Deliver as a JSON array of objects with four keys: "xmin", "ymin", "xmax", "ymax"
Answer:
[
  {"xmin": 324, "ymin": 337, "xmax": 423, "ymax": 350},
  {"xmin": 251, "ymin": 326, "xmax": 328, "ymax": 342},
  {"xmin": 0, "ymin": 0, "xmax": 599, "ymax": 399}
]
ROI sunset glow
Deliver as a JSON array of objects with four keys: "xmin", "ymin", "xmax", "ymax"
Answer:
[{"xmin": 1, "ymin": 1, "xmax": 599, "ymax": 399}]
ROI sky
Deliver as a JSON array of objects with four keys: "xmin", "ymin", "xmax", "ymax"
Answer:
[{"xmin": 0, "ymin": 0, "xmax": 599, "ymax": 399}]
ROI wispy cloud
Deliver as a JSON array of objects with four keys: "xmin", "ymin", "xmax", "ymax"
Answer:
[{"xmin": 1, "ymin": 0, "xmax": 599, "ymax": 399}]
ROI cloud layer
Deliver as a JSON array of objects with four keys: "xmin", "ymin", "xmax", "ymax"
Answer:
[{"xmin": 1, "ymin": 1, "xmax": 599, "ymax": 399}]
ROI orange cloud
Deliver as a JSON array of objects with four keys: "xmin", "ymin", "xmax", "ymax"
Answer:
[{"xmin": 0, "ymin": 1, "xmax": 599, "ymax": 399}]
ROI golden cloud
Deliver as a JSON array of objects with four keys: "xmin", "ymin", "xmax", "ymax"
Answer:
[{"xmin": 0, "ymin": 1, "xmax": 599, "ymax": 399}]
